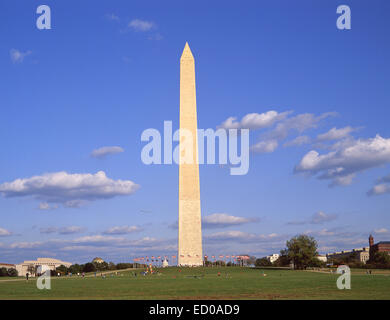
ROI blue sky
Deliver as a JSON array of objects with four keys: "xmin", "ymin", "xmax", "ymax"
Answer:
[{"xmin": 1, "ymin": 0, "xmax": 389, "ymax": 264}]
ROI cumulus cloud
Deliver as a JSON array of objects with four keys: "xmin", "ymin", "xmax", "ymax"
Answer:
[
  {"xmin": 218, "ymin": 111, "xmax": 290, "ymax": 130},
  {"xmin": 59, "ymin": 226, "xmax": 85, "ymax": 235},
  {"xmin": 0, "ymin": 171, "xmax": 139, "ymax": 207},
  {"xmin": 368, "ymin": 173, "xmax": 390, "ymax": 196},
  {"xmin": 10, "ymin": 49, "xmax": 32, "ymax": 63},
  {"xmin": 249, "ymin": 111, "xmax": 336, "ymax": 154},
  {"xmin": 287, "ymin": 211, "xmax": 338, "ymax": 225},
  {"xmin": 38, "ymin": 202, "xmax": 58, "ymax": 210},
  {"xmin": 284, "ymin": 135, "xmax": 311, "ymax": 147},
  {"xmin": 250, "ymin": 139, "xmax": 278, "ymax": 153},
  {"xmin": 317, "ymin": 126, "xmax": 358, "ymax": 142},
  {"xmin": 295, "ymin": 134, "xmax": 390, "ymax": 187},
  {"xmin": 205, "ymin": 231, "xmax": 281, "ymax": 243},
  {"xmin": 40, "ymin": 226, "xmax": 85, "ymax": 235},
  {"xmin": 265, "ymin": 112, "xmax": 337, "ymax": 141},
  {"xmin": 91, "ymin": 146, "xmax": 124, "ymax": 158},
  {"xmin": 0, "ymin": 227, "xmax": 12, "ymax": 237},
  {"xmin": 202, "ymin": 213, "xmax": 258, "ymax": 229},
  {"xmin": 310, "ymin": 211, "xmax": 338, "ymax": 224},
  {"xmin": 128, "ymin": 19, "xmax": 155, "ymax": 31},
  {"xmin": 39, "ymin": 227, "xmax": 58, "ymax": 234},
  {"xmin": 103, "ymin": 225, "xmax": 142, "ymax": 235},
  {"xmin": 304, "ymin": 228, "xmax": 336, "ymax": 237},
  {"xmin": 219, "ymin": 110, "xmax": 336, "ymax": 154}
]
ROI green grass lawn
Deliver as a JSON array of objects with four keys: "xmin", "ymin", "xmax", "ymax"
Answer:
[{"xmin": 0, "ymin": 267, "xmax": 389, "ymax": 300}]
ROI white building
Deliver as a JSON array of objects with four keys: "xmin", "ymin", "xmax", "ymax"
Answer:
[
  {"xmin": 327, "ymin": 247, "xmax": 370, "ymax": 264},
  {"xmin": 316, "ymin": 255, "xmax": 327, "ymax": 263},
  {"xmin": 266, "ymin": 254, "xmax": 280, "ymax": 263},
  {"xmin": 15, "ymin": 258, "xmax": 72, "ymax": 277}
]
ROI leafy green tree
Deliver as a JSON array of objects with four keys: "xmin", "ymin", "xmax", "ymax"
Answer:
[
  {"xmin": 83, "ymin": 262, "xmax": 97, "ymax": 273},
  {"xmin": 255, "ymin": 257, "xmax": 272, "ymax": 267},
  {"xmin": 284, "ymin": 235, "xmax": 318, "ymax": 269},
  {"xmin": 108, "ymin": 262, "xmax": 116, "ymax": 270},
  {"xmin": 116, "ymin": 263, "xmax": 133, "ymax": 270},
  {"xmin": 93, "ymin": 261, "xmax": 109, "ymax": 271},
  {"xmin": 7, "ymin": 268, "xmax": 18, "ymax": 277},
  {"xmin": 27, "ymin": 265, "xmax": 36, "ymax": 275},
  {"xmin": 0, "ymin": 267, "xmax": 8, "ymax": 277},
  {"xmin": 56, "ymin": 264, "xmax": 68, "ymax": 274},
  {"xmin": 369, "ymin": 252, "xmax": 390, "ymax": 268},
  {"xmin": 69, "ymin": 264, "xmax": 82, "ymax": 274},
  {"xmin": 274, "ymin": 249, "xmax": 290, "ymax": 267}
]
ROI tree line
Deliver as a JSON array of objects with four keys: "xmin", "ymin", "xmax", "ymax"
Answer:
[{"xmin": 255, "ymin": 234, "xmax": 390, "ymax": 270}]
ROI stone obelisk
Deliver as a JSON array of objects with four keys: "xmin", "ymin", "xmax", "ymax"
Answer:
[{"xmin": 178, "ymin": 42, "xmax": 203, "ymax": 266}]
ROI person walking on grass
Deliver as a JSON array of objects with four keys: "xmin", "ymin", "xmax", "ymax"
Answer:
[{"xmin": 26, "ymin": 272, "xmax": 29, "ymax": 282}]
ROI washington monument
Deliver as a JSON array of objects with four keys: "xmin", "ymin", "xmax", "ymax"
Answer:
[{"xmin": 178, "ymin": 43, "xmax": 203, "ymax": 266}]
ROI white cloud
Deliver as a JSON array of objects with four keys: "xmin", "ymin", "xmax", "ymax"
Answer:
[
  {"xmin": 38, "ymin": 202, "xmax": 58, "ymax": 210},
  {"xmin": 103, "ymin": 225, "xmax": 142, "ymax": 235},
  {"xmin": 265, "ymin": 112, "xmax": 337, "ymax": 141},
  {"xmin": 202, "ymin": 213, "xmax": 258, "ymax": 229},
  {"xmin": 374, "ymin": 228, "xmax": 389, "ymax": 234},
  {"xmin": 40, "ymin": 227, "xmax": 58, "ymax": 234},
  {"xmin": 311, "ymin": 211, "xmax": 338, "ymax": 224},
  {"xmin": 368, "ymin": 173, "xmax": 390, "ymax": 196},
  {"xmin": 287, "ymin": 211, "xmax": 337, "ymax": 225},
  {"xmin": 317, "ymin": 126, "xmax": 357, "ymax": 142},
  {"xmin": 218, "ymin": 111, "xmax": 289, "ymax": 130},
  {"xmin": 368, "ymin": 183, "xmax": 390, "ymax": 196},
  {"xmin": 10, "ymin": 49, "xmax": 32, "ymax": 63},
  {"xmin": 284, "ymin": 135, "xmax": 311, "ymax": 147},
  {"xmin": 295, "ymin": 134, "xmax": 390, "ymax": 186},
  {"xmin": 40, "ymin": 226, "xmax": 85, "ymax": 235},
  {"xmin": 91, "ymin": 146, "xmax": 124, "ymax": 158},
  {"xmin": 205, "ymin": 231, "xmax": 282, "ymax": 243},
  {"xmin": 39, "ymin": 202, "xmax": 50, "ymax": 210},
  {"xmin": 9, "ymin": 241, "xmax": 42, "ymax": 249},
  {"xmin": 249, "ymin": 111, "xmax": 336, "ymax": 154},
  {"xmin": 59, "ymin": 226, "xmax": 85, "ymax": 235},
  {"xmin": 0, "ymin": 227, "xmax": 12, "ymax": 237},
  {"xmin": 250, "ymin": 139, "xmax": 278, "ymax": 153},
  {"xmin": 0, "ymin": 171, "xmax": 139, "ymax": 207},
  {"xmin": 128, "ymin": 19, "xmax": 155, "ymax": 32},
  {"xmin": 304, "ymin": 229, "xmax": 335, "ymax": 236}
]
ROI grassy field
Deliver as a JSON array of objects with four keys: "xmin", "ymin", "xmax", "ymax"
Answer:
[{"xmin": 0, "ymin": 266, "xmax": 389, "ymax": 300}]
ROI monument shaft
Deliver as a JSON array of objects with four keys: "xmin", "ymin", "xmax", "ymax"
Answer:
[{"xmin": 178, "ymin": 43, "xmax": 203, "ymax": 266}]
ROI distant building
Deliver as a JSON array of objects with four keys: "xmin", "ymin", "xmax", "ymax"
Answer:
[
  {"xmin": 92, "ymin": 257, "xmax": 105, "ymax": 264},
  {"xmin": 0, "ymin": 263, "xmax": 16, "ymax": 270},
  {"xmin": 266, "ymin": 254, "xmax": 280, "ymax": 264},
  {"xmin": 316, "ymin": 255, "xmax": 327, "ymax": 263},
  {"xmin": 15, "ymin": 258, "xmax": 72, "ymax": 277},
  {"xmin": 327, "ymin": 247, "xmax": 370, "ymax": 264},
  {"xmin": 369, "ymin": 235, "xmax": 390, "ymax": 257}
]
